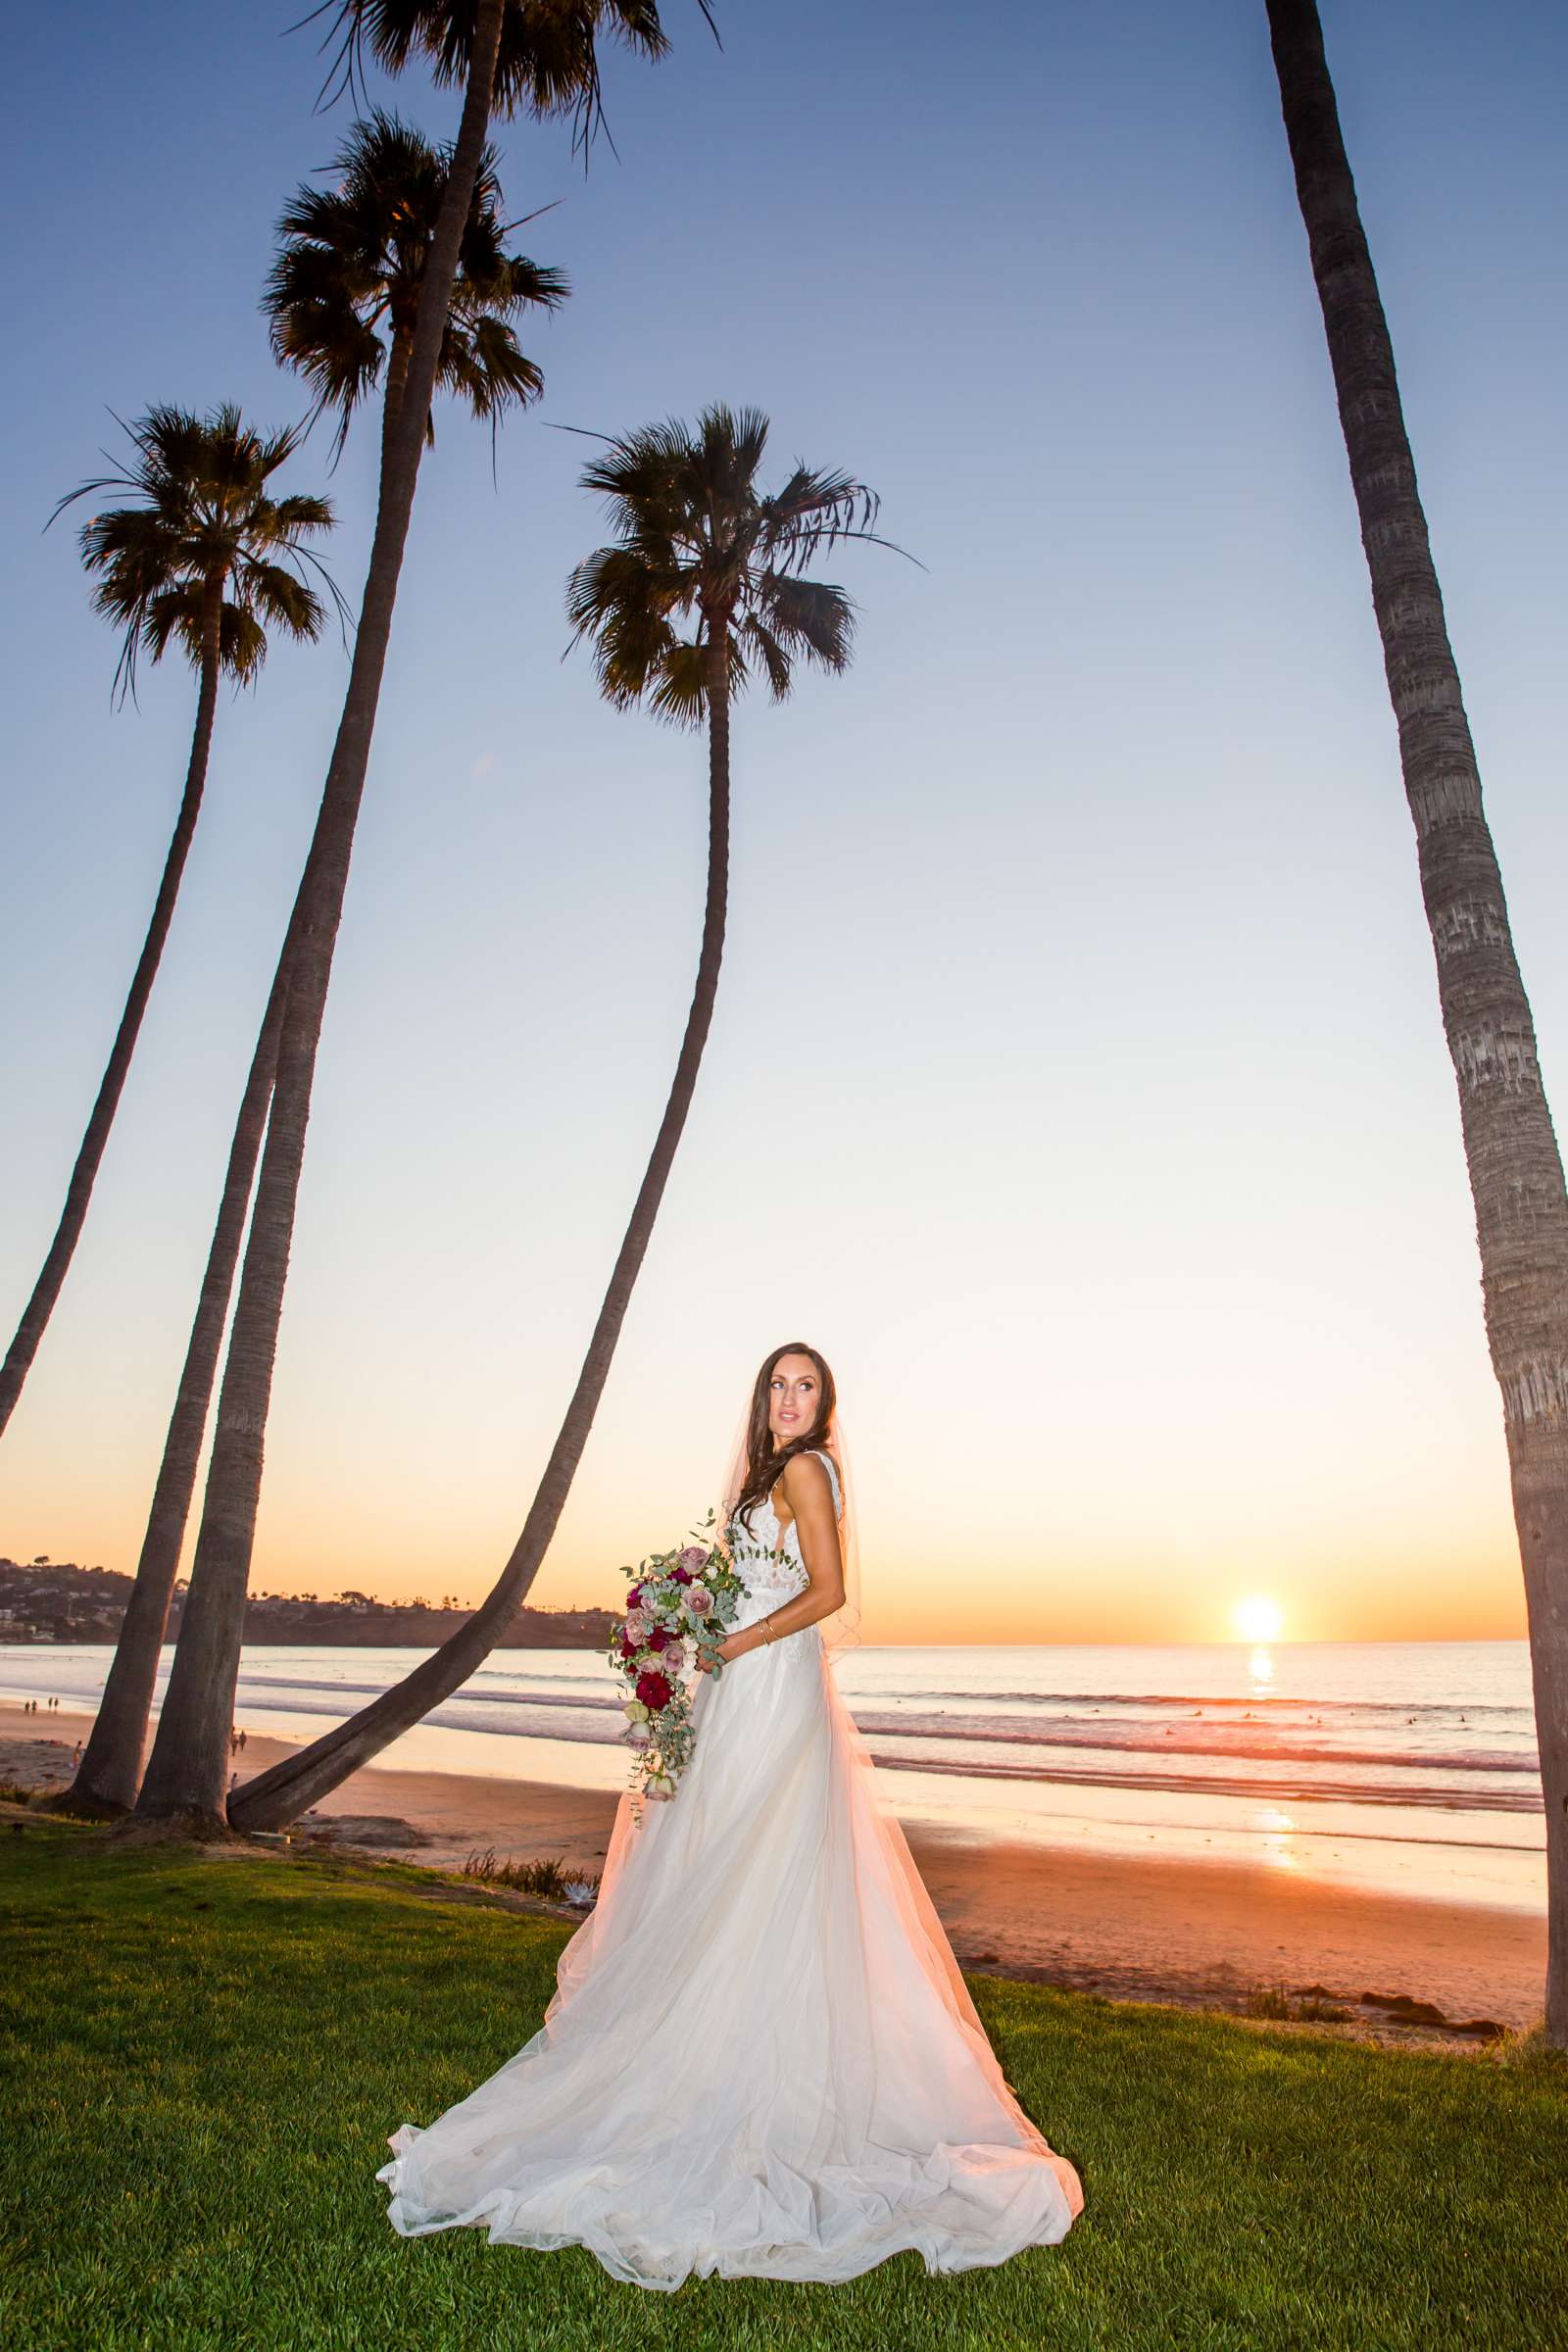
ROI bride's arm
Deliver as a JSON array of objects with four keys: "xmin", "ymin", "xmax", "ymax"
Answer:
[{"xmin": 712, "ymin": 1454, "xmax": 846, "ymax": 1664}]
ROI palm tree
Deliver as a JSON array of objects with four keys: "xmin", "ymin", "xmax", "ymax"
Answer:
[
  {"xmin": 1265, "ymin": 0, "xmax": 1568, "ymax": 2044},
  {"xmin": 229, "ymin": 403, "xmax": 881, "ymax": 1830},
  {"xmin": 134, "ymin": 0, "xmax": 676, "ymax": 1833},
  {"xmin": 264, "ymin": 106, "xmax": 568, "ymax": 481},
  {"xmin": 0, "ymin": 405, "xmax": 334, "ymax": 1445},
  {"xmin": 55, "ymin": 974, "xmax": 286, "ymax": 1816}
]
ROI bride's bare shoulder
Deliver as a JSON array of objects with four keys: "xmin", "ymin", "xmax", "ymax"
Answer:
[{"xmin": 780, "ymin": 1451, "xmax": 834, "ymax": 1508}]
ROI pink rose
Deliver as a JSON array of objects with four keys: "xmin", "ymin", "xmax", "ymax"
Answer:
[
  {"xmin": 636, "ymin": 1670, "xmax": 672, "ymax": 1712},
  {"xmin": 684, "ymin": 1585, "xmax": 712, "ymax": 1618},
  {"xmin": 682, "ymin": 1545, "xmax": 708, "ymax": 1569}
]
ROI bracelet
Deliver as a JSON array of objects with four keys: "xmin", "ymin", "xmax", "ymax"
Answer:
[{"xmin": 761, "ymin": 1615, "xmax": 776, "ymax": 1644}]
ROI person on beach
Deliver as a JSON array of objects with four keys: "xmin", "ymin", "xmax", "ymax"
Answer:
[{"xmin": 378, "ymin": 1343, "xmax": 1083, "ymax": 2288}]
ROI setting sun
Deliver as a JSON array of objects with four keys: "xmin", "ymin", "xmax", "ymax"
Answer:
[{"xmin": 1233, "ymin": 1594, "xmax": 1285, "ymax": 1643}]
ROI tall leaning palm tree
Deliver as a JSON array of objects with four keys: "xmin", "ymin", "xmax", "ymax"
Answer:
[
  {"xmin": 265, "ymin": 107, "xmax": 568, "ymax": 482},
  {"xmin": 57, "ymin": 974, "xmax": 287, "ymax": 1817},
  {"xmin": 69, "ymin": 90, "xmax": 568, "ymax": 1827},
  {"xmin": 135, "ymin": 0, "xmax": 675, "ymax": 1833},
  {"xmin": 1265, "ymin": 0, "xmax": 1568, "ymax": 2043},
  {"xmin": 229, "ymin": 404, "xmax": 881, "ymax": 1831},
  {"xmin": 0, "ymin": 404, "xmax": 334, "ymax": 1444}
]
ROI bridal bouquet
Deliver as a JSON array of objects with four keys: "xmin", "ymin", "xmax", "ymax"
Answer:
[{"xmin": 609, "ymin": 1512, "xmax": 749, "ymax": 1806}]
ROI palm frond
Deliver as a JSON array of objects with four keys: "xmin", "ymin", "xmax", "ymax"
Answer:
[
  {"xmin": 565, "ymin": 402, "xmax": 885, "ymax": 730},
  {"xmin": 53, "ymin": 402, "xmax": 340, "ymax": 702},
  {"xmin": 240, "ymin": 561, "xmax": 329, "ymax": 647},
  {"xmin": 303, "ymin": 2, "xmax": 672, "ymax": 155},
  {"xmin": 439, "ymin": 315, "xmax": 545, "ymax": 417},
  {"xmin": 267, "ymin": 105, "xmax": 565, "ymax": 454},
  {"xmin": 218, "ymin": 604, "xmax": 270, "ymax": 685},
  {"xmin": 268, "ymin": 491, "xmax": 337, "ymax": 536},
  {"xmin": 751, "ymin": 571, "xmax": 856, "ymax": 671},
  {"xmin": 649, "ymin": 634, "xmax": 753, "ymax": 727},
  {"xmin": 739, "ymin": 612, "xmax": 791, "ymax": 701}
]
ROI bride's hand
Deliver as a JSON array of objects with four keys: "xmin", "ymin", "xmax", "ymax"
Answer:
[{"xmin": 696, "ymin": 1638, "xmax": 737, "ymax": 1676}]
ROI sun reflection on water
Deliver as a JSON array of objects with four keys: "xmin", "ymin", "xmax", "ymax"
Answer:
[{"xmin": 1250, "ymin": 1802, "xmax": 1298, "ymax": 1869}]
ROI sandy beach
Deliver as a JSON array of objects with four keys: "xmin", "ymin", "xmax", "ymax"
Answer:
[{"xmin": 4, "ymin": 1702, "xmax": 1544, "ymax": 2039}]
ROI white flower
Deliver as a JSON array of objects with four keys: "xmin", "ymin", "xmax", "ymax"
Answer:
[{"xmin": 625, "ymin": 1722, "xmax": 653, "ymax": 1749}]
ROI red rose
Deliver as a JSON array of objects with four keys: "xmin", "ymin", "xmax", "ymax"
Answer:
[
  {"xmin": 618, "ymin": 1631, "xmax": 639, "ymax": 1659},
  {"xmin": 671, "ymin": 1566, "xmax": 692, "ymax": 1585},
  {"xmin": 646, "ymin": 1626, "xmax": 670, "ymax": 1652},
  {"xmin": 626, "ymin": 1585, "xmax": 644, "ymax": 1609},
  {"xmin": 636, "ymin": 1670, "xmax": 672, "ymax": 1712}
]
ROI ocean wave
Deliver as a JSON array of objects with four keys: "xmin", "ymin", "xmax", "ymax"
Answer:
[
  {"xmin": 229, "ymin": 1672, "xmax": 1536, "ymax": 1752},
  {"xmin": 867, "ymin": 1687, "xmax": 1532, "ymax": 1721},
  {"xmin": 8, "ymin": 1645, "xmax": 1540, "ymax": 1826},
  {"xmin": 231, "ymin": 1678, "xmax": 1536, "ymax": 1779},
  {"xmin": 845, "ymin": 1713, "xmax": 1537, "ymax": 1775},
  {"xmin": 214, "ymin": 1682, "xmax": 1544, "ymax": 1816},
  {"xmin": 865, "ymin": 1749, "xmax": 1544, "ymax": 1816}
]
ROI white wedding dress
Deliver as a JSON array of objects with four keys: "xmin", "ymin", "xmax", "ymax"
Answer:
[{"xmin": 377, "ymin": 1450, "xmax": 1083, "ymax": 2287}]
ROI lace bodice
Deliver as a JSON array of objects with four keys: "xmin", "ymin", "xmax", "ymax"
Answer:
[{"xmin": 725, "ymin": 1448, "xmax": 843, "ymax": 1606}]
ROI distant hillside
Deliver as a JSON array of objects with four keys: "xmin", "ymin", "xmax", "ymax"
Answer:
[{"xmin": 0, "ymin": 1558, "xmax": 617, "ymax": 1650}]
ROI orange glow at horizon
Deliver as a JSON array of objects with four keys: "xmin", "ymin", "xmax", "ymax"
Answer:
[
  {"xmin": 163, "ymin": 1522, "xmax": 1531, "ymax": 1648},
  {"xmin": 3, "ymin": 1526, "xmax": 1533, "ymax": 1646},
  {"xmin": 0, "ymin": 1334, "xmax": 1537, "ymax": 1648}
]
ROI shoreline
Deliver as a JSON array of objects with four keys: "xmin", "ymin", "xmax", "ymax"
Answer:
[{"xmin": 5, "ymin": 1701, "xmax": 1545, "ymax": 2041}]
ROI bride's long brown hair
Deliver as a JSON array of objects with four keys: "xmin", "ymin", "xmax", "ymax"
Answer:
[{"xmin": 732, "ymin": 1342, "xmax": 838, "ymax": 1533}]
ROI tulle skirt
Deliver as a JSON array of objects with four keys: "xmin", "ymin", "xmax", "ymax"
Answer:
[{"xmin": 377, "ymin": 1588, "xmax": 1083, "ymax": 2288}]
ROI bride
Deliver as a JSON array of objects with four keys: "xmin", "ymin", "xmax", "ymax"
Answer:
[{"xmin": 378, "ymin": 1342, "xmax": 1084, "ymax": 2287}]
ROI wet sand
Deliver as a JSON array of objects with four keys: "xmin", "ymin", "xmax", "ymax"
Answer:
[{"xmin": 4, "ymin": 1704, "xmax": 1544, "ymax": 2038}]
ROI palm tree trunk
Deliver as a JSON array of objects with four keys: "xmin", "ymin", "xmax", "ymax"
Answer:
[
  {"xmin": 134, "ymin": 0, "xmax": 508, "ymax": 1832},
  {"xmin": 229, "ymin": 625, "xmax": 733, "ymax": 1831},
  {"xmin": 1266, "ymin": 0, "xmax": 1568, "ymax": 2043},
  {"xmin": 0, "ymin": 570, "xmax": 225, "ymax": 1441},
  {"xmin": 59, "ymin": 965, "xmax": 286, "ymax": 1815},
  {"xmin": 380, "ymin": 328, "xmax": 414, "ymax": 492}
]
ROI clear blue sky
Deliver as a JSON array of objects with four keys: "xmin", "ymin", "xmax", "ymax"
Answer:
[{"xmin": 2, "ymin": 0, "xmax": 1564, "ymax": 1641}]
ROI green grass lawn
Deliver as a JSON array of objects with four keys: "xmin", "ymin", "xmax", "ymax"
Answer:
[{"xmin": 3, "ymin": 1820, "xmax": 1565, "ymax": 2352}]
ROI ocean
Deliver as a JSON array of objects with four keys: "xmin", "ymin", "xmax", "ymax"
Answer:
[{"xmin": 2, "ymin": 1638, "xmax": 1542, "ymax": 1913}]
